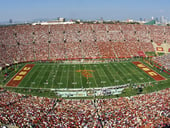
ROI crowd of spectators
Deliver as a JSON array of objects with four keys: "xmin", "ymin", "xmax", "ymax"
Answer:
[
  {"xmin": 0, "ymin": 24, "xmax": 169, "ymax": 67},
  {"xmin": 152, "ymin": 54, "xmax": 170, "ymax": 71},
  {"xmin": 0, "ymin": 88, "xmax": 169, "ymax": 127},
  {"xmin": 0, "ymin": 24, "xmax": 169, "ymax": 127}
]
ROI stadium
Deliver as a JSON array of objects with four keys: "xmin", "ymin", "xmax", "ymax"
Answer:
[{"xmin": 0, "ymin": 23, "xmax": 170, "ymax": 127}]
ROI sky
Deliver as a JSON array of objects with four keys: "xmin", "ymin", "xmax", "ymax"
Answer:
[{"xmin": 0, "ymin": 0, "xmax": 170, "ymax": 22}]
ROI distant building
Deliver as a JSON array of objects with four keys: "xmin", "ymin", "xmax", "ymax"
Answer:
[
  {"xmin": 160, "ymin": 16, "xmax": 167, "ymax": 24},
  {"xmin": 32, "ymin": 17, "xmax": 75, "ymax": 25},
  {"xmin": 58, "ymin": 17, "xmax": 65, "ymax": 22},
  {"xmin": 155, "ymin": 17, "xmax": 159, "ymax": 22},
  {"xmin": 9, "ymin": 19, "xmax": 13, "ymax": 24},
  {"xmin": 127, "ymin": 19, "xmax": 134, "ymax": 22}
]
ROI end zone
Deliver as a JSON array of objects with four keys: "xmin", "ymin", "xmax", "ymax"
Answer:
[
  {"xmin": 133, "ymin": 61, "xmax": 166, "ymax": 81},
  {"xmin": 6, "ymin": 64, "xmax": 34, "ymax": 87}
]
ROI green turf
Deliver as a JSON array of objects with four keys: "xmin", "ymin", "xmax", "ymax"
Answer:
[
  {"xmin": 15, "ymin": 61, "xmax": 158, "ymax": 89},
  {"xmin": 145, "ymin": 52, "xmax": 156, "ymax": 57},
  {"xmin": 1, "ymin": 60, "xmax": 169, "ymax": 99}
]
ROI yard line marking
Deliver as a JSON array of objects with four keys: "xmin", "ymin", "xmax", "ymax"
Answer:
[
  {"xmin": 128, "ymin": 63, "xmax": 149, "ymax": 83},
  {"xmin": 114, "ymin": 63, "xmax": 130, "ymax": 83},
  {"xmin": 92, "ymin": 64, "xmax": 103, "ymax": 87},
  {"xmin": 110, "ymin": 63, "xmax": 125, "ymax": 84},
  {"xmin": 59, "ymin": 65, "xmax": 64, "ymax": 89},
  {"xmin": 38, "ymin": 65, "xmax": 49, "ymax": 88},
  {"xmin": 83, "ymin": 65, "xmax": 88, "ymax": 88},
  {"xmin": 79, "ymin": 64, "xmax": 83, "ymax": 88},
  {"xmin": 49, "ymin": 63, "xmax": 57, "ymax": 89},
  {"xmin": 66, "ymin": 65, "xmax": 70, "ymax": 89},
  {"xmin": 106, "ymin": 63, "xmax": 119, "ymax": 84},
  {"xmin": 41, "ymin": 65, "xmax": 51, "ymax": 89},
  {"xmin": 73, "ymin": 64, "xmax": 76, "ymax": 89},
  {"xmin": 44, "ymin": 65, "xmax": 53, "ymax": 88},
  {"xmin": 27, "ymin": 65, "xmax": 41, "ymax": 88},
  {"xmin": 53, "ymin": 63, "xmax": 60, "ymax": 88},
  {"xmin": 99, "ymin": 64, "xmax": 111, "ymax": 86},
  {"xmin": 118, "ymin": 63, "xmax": 138, "ymax": 83},
  {"xmin": 105, "ymin": 63, "xmax": 116, "ymax": 82},
  {"xmin": 89, "ymin": 64, "xmax": 98, "ymax": 88}
]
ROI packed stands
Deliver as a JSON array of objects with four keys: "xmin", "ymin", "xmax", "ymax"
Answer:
[
  {"xmin": 0, "ymin": 24, "xmax": 170, "ymax": 127},
  {"xmin": 112, "ymin": 42, "xmax": 131, "ymax": 58},
  {"xmin": 148, "ymin": 25, "xmax": 166, "ymax": 45},
  {"xmin": 133, "ymin": 24, "xmax": 150, "ymax": 43},
  {"xmin": 152, "ymin": 54, "xmax": 170, "ymax": 74},
  {"xmin": 81, "ymin": 42, "xmax": 100, "ymax": 59},
  {"xmin": 0, "ymin": 24, "xmax": 170, "ymax": 67},
  {"xmin": 0, "ymin": 88, "xmax": 169, "ymax": 127},
  {"xmin": 97, "ymin": 42, "xmax": 116, "ymax": 58},
  {"xmin": 164, "ymin": 27, "xmax": 170, "ymax": 44}
]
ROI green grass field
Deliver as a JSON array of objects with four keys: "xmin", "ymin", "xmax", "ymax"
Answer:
[
  {"xmin": 13, "ymin": 61, "xmax": 158, "ymax": 89},
  {"xmin": 1, "ymin": 59, "xmax": 170, "ymax": 98}
]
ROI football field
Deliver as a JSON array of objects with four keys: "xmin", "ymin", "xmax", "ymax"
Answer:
[{"xmin": 6, "ymin": 61, "xmax": 163, "ymax": 89}]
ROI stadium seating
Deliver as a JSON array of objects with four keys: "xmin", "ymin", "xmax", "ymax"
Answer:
[
  {"xmin": 0, "ymin": 88, "xmax": 169, "ymax": 127},
  {"xmin": 0, "ymin": 24, "xmax": 170, "ymax": 127},
  {"xmin": 148, "ymin": 25, "xmax": 166, "ymax": 45},
  {"xmin": 152, "ymin": 54, "xmax": 170, "ymax": 72},
  {"xmin": 0, "ymin": 23, "xmax": 169, "ymax": 67}
]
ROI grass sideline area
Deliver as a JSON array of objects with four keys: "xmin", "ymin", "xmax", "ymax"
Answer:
[{"xmin": 0, "ymin": 58, "xmax": 170, "ymax": 99}]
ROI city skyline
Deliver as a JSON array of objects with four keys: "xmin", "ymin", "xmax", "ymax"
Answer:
[{"xmin": 0, "ymin": 0, "xmax": 170, "ymax": 22}]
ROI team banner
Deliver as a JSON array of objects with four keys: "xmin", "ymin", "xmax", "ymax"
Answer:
[
  {"xmin": 6, "ymin": 64, "xmax": 34, "ymax": 87},
  {"xmin": 133, "ymin": 61, "xmax": 165, "ymax": 81}
]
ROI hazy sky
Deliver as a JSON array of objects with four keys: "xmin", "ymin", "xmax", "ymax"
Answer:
[{"xmin": 0, "ymin": 0, "xmax": 170, "ymax": 22}]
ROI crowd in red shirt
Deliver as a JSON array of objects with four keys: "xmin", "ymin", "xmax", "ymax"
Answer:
[
  {"xmin": 1, "ymin": 24, "xmax": 166, "ymax": 67},
  {"xmin": 0, "ymin": 88, "xmax": 169, "ymax": 127}
]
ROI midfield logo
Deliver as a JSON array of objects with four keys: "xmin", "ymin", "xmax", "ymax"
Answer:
[{"xmin": 76, "ymin": 70, "xmax": 94, "ymax": 79}]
